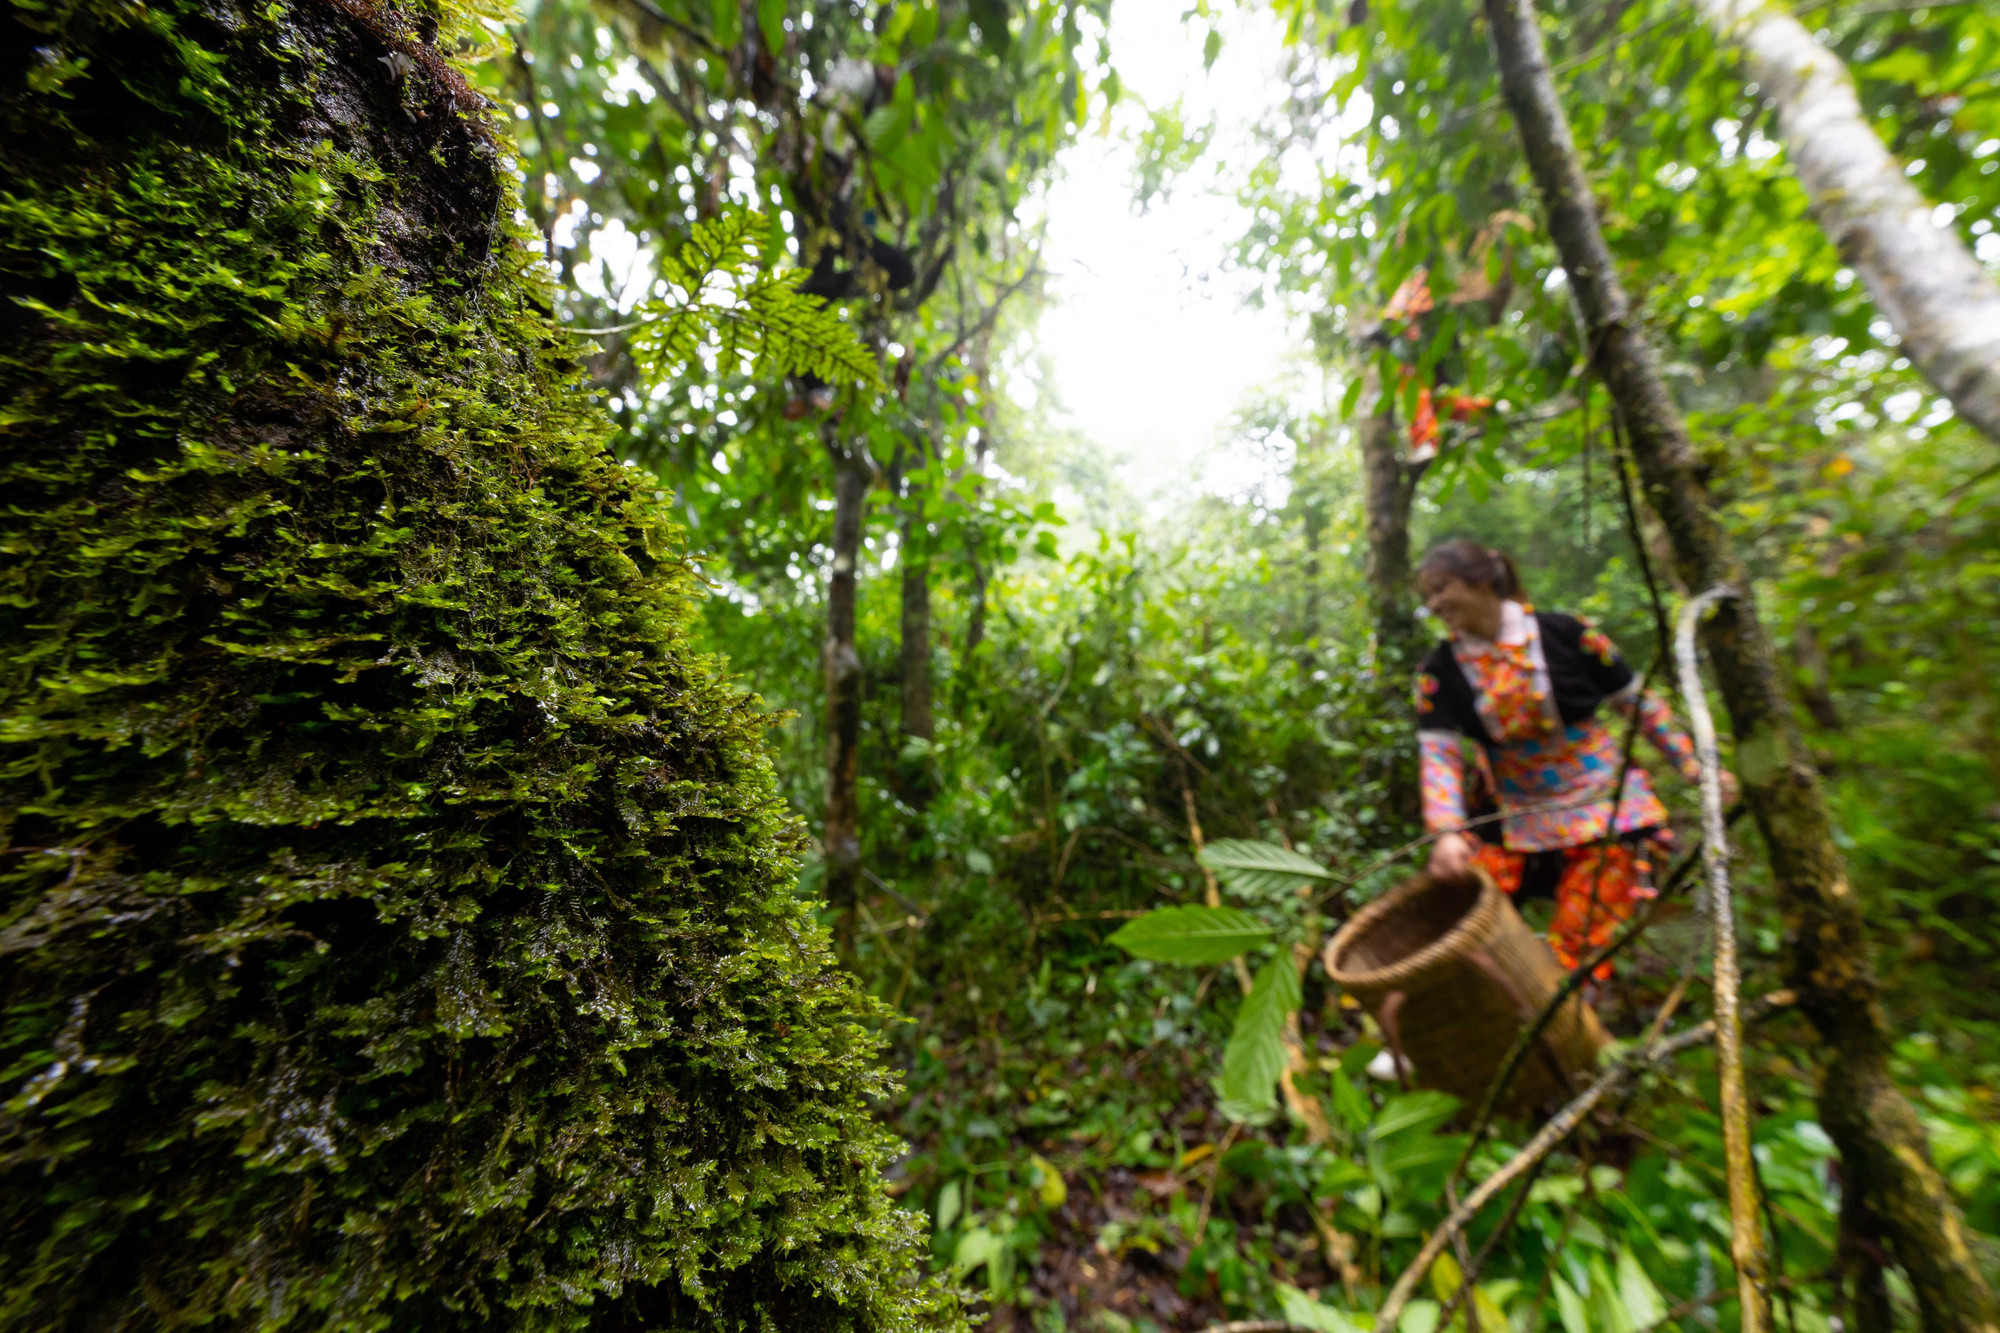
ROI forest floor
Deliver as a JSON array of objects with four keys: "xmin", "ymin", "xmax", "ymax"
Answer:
[{"xmin": 876, "ymin": 892, "xmax": 2000, "ymax": 1332}]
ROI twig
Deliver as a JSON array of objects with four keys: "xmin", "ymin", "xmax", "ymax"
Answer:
[
  {"xmin": 613, "ymin": 0, "xmax": 726, "ymax": 56},
  {"xmin": 1192, "ymin": 1123, "xmax": 1241, "ymax": 1243},
  {"xmin": 1676, "ymin": 585, "xmax": 1770, "ymax": 1331},
  {"xmin": 1444, "ymin": 1177, "xmax": 1486, "ymax": 1333},
  {"xmin": 1033, "ymin": 908, "xmax": 1150, "ymax": 924},
  {"xmin": 1433, "ymin": 1152, "xmax": 1551, "ymax": 1331},
  {"xmin": 862, "ymin": 867, "xmax": 926, "ymax": 919},
  {"xmin": 925, "ymin": 263, "xmax": 1044, "ymax": 374},
  {"xmin": 1372, "ymin": 990, "xmax": 1798, "ymax": 1331},
  {"xmin": 1172, "ymin": 750, "xmax": 1250, "ymax": 997},
  {"xmin": 1638, "ymin": 1273, "xmax": 1824, "ymax": 1332}
]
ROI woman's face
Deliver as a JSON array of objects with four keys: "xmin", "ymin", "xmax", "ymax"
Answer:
[{"xmin": 1421, "ymin": 572, "xmax": 1504, "ymax": 639}]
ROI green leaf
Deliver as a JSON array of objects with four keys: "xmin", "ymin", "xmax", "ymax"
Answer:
[
  {"xmin": 968, "ymin": 0, "xmax": 1009, "ymax": 53},
  {"xmin": 1106, "ymin": 905, "xmax": 1271, "ymax": 963},
  {"xmin": 1588, "ymin": 1253, "xmax": 1637, "ymax": 1333},
  {"xmin": 934, "ymin": 1179, "xmax": 962, "ymax": 1231},
  {"xmin": 1370, "ymin": 1089, "xmax": 1461, "ymax": 1140},
  {"xmin": 1553, "ymin": 1275, "xmax": 1590, "ymax": 1333},
  {"xmin": 1199, "ymin": 838, "xmax": 1335, "ymax": 898},
  {"xmin": 1615, "ymin": 1247, "xmax": 1667, "ymax": 1327},
  {"xmin": 1340, "ymin": 375, "xmax": 1366, "ymax": 419},
  {"xmin": 1202, "ymin": 27, "xmax": 1224, "ymax": 69},
  {"xmin": 1331, "ymin": 1065, "xmax": 1373, "ymax": 1134},
  {"xmin": 952, "ymin": 1224, "xmax": 1010, "ymax": 1292},
  {"xmin": 1401, "ymin": 1299, "xmax": 1442, "ymax": 1333},
  {"xmin": 1430, "ymin": 1251, "xmax": 1511, "ymax": 1332},
  {"xmin": 1859, "ymin": 47, "xmax": 1931, "ymax": 86},
  {"xmin": 1028, "ymin": 1154, "xmax": 1066, "ymax": 1209},
  {"xmin": 757, "ymin": 0, "xmax": 786, "ymax": 53},
  {"xmin": 1377, "ymin": 1130, "xmax": 1464, "ymax": 1176},
  {"xmin": 710, "ymin": 0, "xmax": 741, "ymax": 46},
  {"xmin": 1220, "ymin": 954, "xmax": 1302, "ymax": 1114},
  {"xmin": 1276, "ymin": 1283, "xmax": 1362, "ymax": 1332}
]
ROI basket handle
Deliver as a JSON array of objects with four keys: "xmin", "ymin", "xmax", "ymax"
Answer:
[
  {"xmin": 1467, "ymin": 948, "xmax": 1573, "ymax": 1091},
  {"xmin": 1378, "ymin": 989, "xmax": 1412, "ymax": 1092}
]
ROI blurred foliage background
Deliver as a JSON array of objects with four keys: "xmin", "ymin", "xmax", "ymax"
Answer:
[{"xmin": 475, "ymin": 0, "xmax": 2000, "ymax": 1324}]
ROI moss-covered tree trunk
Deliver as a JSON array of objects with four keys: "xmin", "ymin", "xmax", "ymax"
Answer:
[
  {"xmin": 1479, "ymin": 0, "xmax": 2000, "ymax": 1326},
  {"xmin": 0, "ymin": 2, "xmax": 949, "ymax": 1328}
]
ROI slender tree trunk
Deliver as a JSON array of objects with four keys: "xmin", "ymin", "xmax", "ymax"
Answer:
[
  {"xmin": 1296, "ymin": 413, "xmax": 1332, "ymax": 658},
  {"xmin": 1792, "ymin": 622, "xmax": 1844, "ymax": 732},
  {"xmin": 958, "ymin": 345, "xmax": 994, "ymax": 690},
  {"xmin": 823, "ymin": 433, "xmax": 869, "ymax": 961},
  {"xmin": 1692, "ymin": 0, "xmax": 2000, "ymax": 446},
  {"xmin": 1360, "ymin": 363, "xmax": 1423, "ymax": 671},
  {"xmin": 896, "ymin": 505, "xmax": 938, "ymax": 815},
  {"xmin": 1359, "ymin": 362, "xmax": 1427, "ymax": 820},
  {"xmin": 964, "ymin": 557, "xmax": 987, "ymax": 663},
  {"xmin": 1481, "ymin": 1, "xmax": 2000, "ymax": 1326},
  {"xmin": 900, "ymin": 515, "xmax": 934, "ymax": 745}
]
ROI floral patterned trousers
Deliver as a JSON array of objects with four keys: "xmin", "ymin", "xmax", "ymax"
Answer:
[{"xmin": 1473, "ymin": 837, "xmax": 1662, "ymax": 978}]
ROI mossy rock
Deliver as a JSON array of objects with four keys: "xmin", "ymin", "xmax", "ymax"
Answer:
[{"xmin": 0, "ymin": 0, "xmax": 954, "ymax": 1327}]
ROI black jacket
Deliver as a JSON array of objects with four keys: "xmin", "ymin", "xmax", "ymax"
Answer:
[{"xmin": 1415, "ymin": 610, "xmax": 1634, "ymax": 753}]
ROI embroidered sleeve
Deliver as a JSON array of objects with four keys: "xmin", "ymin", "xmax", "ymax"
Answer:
[
  {"xmin": 1610, "ymin": 687, "xmax": 1702, "ymax": 783},
  {"xmin": 1419, "ymin": 731, "xmax": 1468, "ymax": 833},
  {"xmin": 1567, "ymin": 614, "xmax": 1637, "ymax": 697},
  {"xmin": 1413, "ymin": 669, "xmax": 1443, "ymax": 722}
]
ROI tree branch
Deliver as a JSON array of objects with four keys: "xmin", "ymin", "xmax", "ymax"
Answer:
[
  {"xmin": 1373, "ymin": 991, "xmax": 1799, "ymax": 1331},
  {"xmin": 926, "ymin": 263, "xmax": 1045, "ymax": 374},
  {"xmin": 1677, "ymin": 585, "xmax": 1771, "ymax": 1327}
]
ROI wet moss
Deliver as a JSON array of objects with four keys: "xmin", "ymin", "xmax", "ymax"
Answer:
[{"xmin": 0, "ymin": 0, "xmax": 954, "ymax": 1328}]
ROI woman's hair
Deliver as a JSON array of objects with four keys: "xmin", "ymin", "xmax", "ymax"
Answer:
[{"xmin": 1417, "ymin": 538, "xmax": 1524, "ymax": 599}]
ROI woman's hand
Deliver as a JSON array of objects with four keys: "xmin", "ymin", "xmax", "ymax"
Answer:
[{"xmin": 1429, "ymin": 831, "xmax": 1477, "ymax": 883}]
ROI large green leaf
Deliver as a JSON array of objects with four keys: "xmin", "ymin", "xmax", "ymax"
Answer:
[
  {"xmin": 1106, "ymin": 905, "xmax": 1270, "ymax": 964},
  {"xmin": 1199, "ymin": 838, "xmax": 1336, "ymax": 899},
  {"xmin": 1220, "ymin": 954, "xmax": 1303, "ymax": 1114}
]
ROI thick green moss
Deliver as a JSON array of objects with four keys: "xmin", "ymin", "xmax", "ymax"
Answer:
[{"xmin": 0, "ymin": 0, "xmax": 953, "ymax": 1328}]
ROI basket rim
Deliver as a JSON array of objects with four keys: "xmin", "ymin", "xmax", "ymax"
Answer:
[{"xmin": 1322, "ymin": 867, "xmax": 1505, "ymax": 991}]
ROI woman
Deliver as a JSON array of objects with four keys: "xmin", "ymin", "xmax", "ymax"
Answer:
[{"xmin": 1412, "ymin": 539, "xmax": 1731, "ymax": 976}]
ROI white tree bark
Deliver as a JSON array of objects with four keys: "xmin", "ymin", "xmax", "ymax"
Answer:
[{"xmin": 1695, "ymin": 0, "xmax": 2000, "ymax": 445}]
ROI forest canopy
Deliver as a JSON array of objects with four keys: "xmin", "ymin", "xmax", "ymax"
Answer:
[{"xmin": 4, "ymin": 0, "xmax": 2000, "ymax": 1329}]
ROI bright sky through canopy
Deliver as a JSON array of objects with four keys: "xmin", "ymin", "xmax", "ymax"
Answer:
[{"xmin": 1034, "ymin": 0, "xmax": 1312, "ymax": 505}]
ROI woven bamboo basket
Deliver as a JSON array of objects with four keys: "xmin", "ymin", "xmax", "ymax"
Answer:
[{"xmin": 1323, "ymin": 868, "xmax": 1609, "ymax": 1116}]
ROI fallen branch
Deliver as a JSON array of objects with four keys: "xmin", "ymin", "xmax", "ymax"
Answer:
[{"xmin": 1372, "ymin": 990, "xmax": 1798, "ymax": 1331}]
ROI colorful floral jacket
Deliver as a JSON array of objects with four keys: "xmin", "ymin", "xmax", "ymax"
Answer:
[{"xmin": 1415, "ymin": 604, "xmax": 1702, "ymax": 852}]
